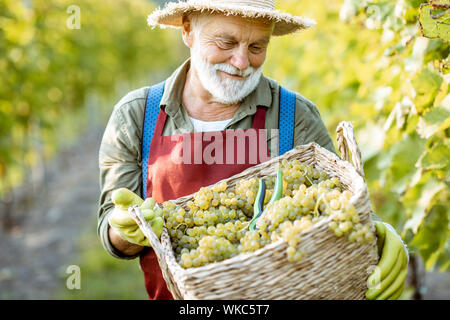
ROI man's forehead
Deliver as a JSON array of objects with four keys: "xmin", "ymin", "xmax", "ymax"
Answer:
[
  {"xmin": 198, "ymin": 13, "xmax": 273, "ymax": 39},
  {"xmin": 214, "ymin": 33, "xmax": 270, "ymax": 44}
]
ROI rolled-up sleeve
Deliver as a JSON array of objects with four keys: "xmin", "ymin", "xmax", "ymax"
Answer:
[{"xmin": 97, "ymin": 89, "xmax": 148, "ymax": 260}]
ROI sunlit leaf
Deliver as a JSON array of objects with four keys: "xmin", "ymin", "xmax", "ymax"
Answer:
[
  {"xmin": 418, "ymin": 3, "xmax": 450, "ymax": 41},
  {"xmin": 411, "ymin": 68, "xmax": 443, "ymax": 112},
  {"xmin": 410, "ymin": 204, "xmax": 450, "ymax": 271},
  {"xmin": 403, "ymin": 175, "xmax": 447, "ymax": 233},
  {"xmin": 416, "ymin": 103, "xmax": 450, "ymax": 138},
  {"xmin": 385, "ymin": 132, "xmax": 427, "ymax": 193},
  {"xmin": 418, "ymin": 143, "xmax": 450, "ymax": 169}
]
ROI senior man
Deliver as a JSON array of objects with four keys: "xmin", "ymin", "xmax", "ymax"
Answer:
[{"xmin": 98, "ymin": 0, "xmax": 408, "ymax": 300}]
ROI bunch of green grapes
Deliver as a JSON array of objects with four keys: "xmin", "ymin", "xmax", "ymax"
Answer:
[
  {"xmin": 234, "ymin": 176, "xmax": 275, "ymax": 211},
  {"xmin": 256, "ymin": 175, "xmax": 340, "ymax": 233},
  {"xmin": 162, "ymin": 159, "xmax": 374, "ymax": 269},
  {"xmin": 238, "ymin": 230, "xmax": 270, "ymax": 253},
  {"xmin": 179, "ymin": 236, "xmax": 237, "ymax": 268},
  {"xmin": 162, "ymin": 182, "xmax": 251, "ymax": 261},
  {"xmin": 280, "ymin": 159, "xmax": 329, "ymax": 196},
  {"xmin": 256, "ymin": 180, "xmax": 373, "ymax": 261},
  {"xmin": 279, "ymin": 218, "xmax": 313, "ymax": 262},
  {"xmin": 325, "ymin": 190, "xmax": 375, "ymax": 244}
]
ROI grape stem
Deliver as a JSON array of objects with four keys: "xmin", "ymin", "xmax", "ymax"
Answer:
[
  {"xmin": 174, "ymin": 223, "xmax": 187, "ymax": 231},
  {"xmin": 303, "ymin": 172, "xmax": 313, "ymax": 185},
  {"xmin": 313, "ymin": 194, "xmax": 329, "ymax": 218},
  {"xmin": 241, "ymin": 221, "xmax": 251, "ymax": 231}
]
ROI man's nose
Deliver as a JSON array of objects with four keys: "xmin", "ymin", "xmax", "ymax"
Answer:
[{"xmin": 230, "ymin": 46, "xmax": 250, "ymax": 71}]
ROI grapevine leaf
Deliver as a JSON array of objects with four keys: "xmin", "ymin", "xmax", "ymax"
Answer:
[
  {"xmin": 411, "ymin": 68, "xmax": 443, "ymax": 113},
  {"xmin": 409, "ymin": 204, "xmax": 449, "ymax": 271},
  {"xmin": 418, "ymin": 3, "xmax": 450, "ymax": 41},
  {"xmin": 406, "ymin": 0, "xmax": 430, "ymax": 9},
  {"xmin": 423, "ymin": 38, "xmax": 450, "ymax": 64},
  {"xmin": 434, "ymin": 240, "xmax": 450, "ymax": 272},
  {"xmin": 371, "ymin": 189, "xmax": 407, "ymax": 227},
  {"xmin": 430, "ymin": 0, "xmax": 450, "ymax": 4},
  {"xmin": 366, "ymin": 2, "xmax": 395, "ymax": 26},
  {"xmin": 403, "ymin": 175, "xmax": 447, "ymax": 233},
  {"xmin": 443, "ymin": 59, "xmax": 450, "ymax": 73},
  {"xmin": 385, "ymin": 132, "xmax": 427, "ymax": 193},
  {"xmin": 444, "ymin": 164, "xmax": 450, "ymax": 182},
  {"xmin": 416, "ymin": 104, "xmax": 450, "ymax": 138},
  {"xmin": 417, "ymin": 143, "xmax": 450, "ymax": 169}
]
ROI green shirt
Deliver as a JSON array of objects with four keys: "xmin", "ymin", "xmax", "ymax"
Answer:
[{"xmin": 98, "ymin": 59, "xmax": 336, "ymax": 259}]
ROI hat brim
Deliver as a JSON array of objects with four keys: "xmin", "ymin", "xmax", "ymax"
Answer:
[{"xmin": 147, "ymin": 1, "xmax": 316, "ymax": 36}]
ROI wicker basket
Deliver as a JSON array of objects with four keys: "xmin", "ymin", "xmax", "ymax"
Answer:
[{"xmin": 129, "ymin": 121, "xmax": 379, "ymax": 300}]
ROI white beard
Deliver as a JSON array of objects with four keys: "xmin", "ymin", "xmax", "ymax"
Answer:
[{"xmin": 190, "ymin": 45, "xmax": 264, "ymax": 105}]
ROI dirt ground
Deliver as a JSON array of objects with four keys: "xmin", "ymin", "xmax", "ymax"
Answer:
[
  {"xmin": 0, "ymin": 126, "xmax": 448, "ymax": 300},
  {"xmin": 0, "ymin": 128, "xmax": 102, "ymax": 299}
]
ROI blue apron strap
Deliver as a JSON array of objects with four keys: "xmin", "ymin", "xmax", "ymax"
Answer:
[
  {"xmin": 142, "ymin": 81, "xmax": 165, "ymax": 199},
  {"xmin": 279, "ymin": 86, "xmax": 296, "ymax": 156}
]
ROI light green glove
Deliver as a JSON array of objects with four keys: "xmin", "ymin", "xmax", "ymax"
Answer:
[
  {"xmin": 108, "ymin": 188, "xmax": 164, "ymax": 247},
  {"xmin": 366, "ymin": 221, "xmax": 408, "ymax": 300}
]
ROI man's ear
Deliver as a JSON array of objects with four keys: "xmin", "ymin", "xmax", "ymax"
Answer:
[{"xmin": 181, "ymin": 15, "xmax": 194, "ymax": 48}]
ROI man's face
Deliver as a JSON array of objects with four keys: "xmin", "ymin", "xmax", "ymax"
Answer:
[{"xmin": 188, "ymin": 14, "xmax": 273, "ymax": 105}]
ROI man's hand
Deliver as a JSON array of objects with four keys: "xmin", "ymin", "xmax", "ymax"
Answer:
[
  {"xmin": 108, "ymin": 188, "xmax": 164, "ymax": 247},
  {"xmin": 365, "ymin": 221, "xmax": 408, "ymax": 300}
]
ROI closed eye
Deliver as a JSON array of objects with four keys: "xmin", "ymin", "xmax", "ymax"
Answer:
[
  {"xmin": 250, "ymin": 44, "xmax": 266, "ymax": 54},
  {"xmin": 217, "ymin": 40, "xmax": 236, "ymax": 50}
]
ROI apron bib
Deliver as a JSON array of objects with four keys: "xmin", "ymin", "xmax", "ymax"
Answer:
[{"xmin": 139, "ymin": 81, "xmax": 295, "ymax": 299}]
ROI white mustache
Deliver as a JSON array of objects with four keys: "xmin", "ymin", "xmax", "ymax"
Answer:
[{"xmin": 213, "ymin": 63, "xmax": 254, "ymax": 78}]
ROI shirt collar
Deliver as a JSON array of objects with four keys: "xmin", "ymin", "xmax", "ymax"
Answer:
[{"xmin": 160, "ymin": 58, "xmax": 273, "ymax": 117}]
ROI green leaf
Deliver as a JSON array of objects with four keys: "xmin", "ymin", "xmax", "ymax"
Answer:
[
  {"xmin": 418, "ymin": 143, "xmax": 450, "ymax": 169},
  {"xmin": 444, "ymin": 164, "xmax": 450, "ymax": 182},
  {"xmin": 371, "ymin": 189, "xmax": 407, "ymax": 227},
  {"xmin": 410, "ymin": 204, "xmax": 450, "ymax": 271},
  {"xmin": 416, "ymin": 104, "xmax": 450, "ymax": 138},
  {"xmin": 443, "ymin": 59, "xmax": 450, "ymax": 74},
  {"xmin": 411, "ymin": 68, "xmax": 443, "ymax": 112},
  {"xmin": 434, "ymin": 241, "xmax": 450, "ymax": 272},
  {"xmin": 406, "ymin": 0, "xmax": 429, "ymax": 9},
  {"xmin": 418, "ymin": 3, "xmax": 450, "ymax": 42},
  {"xmin": 403, "ymin": 175, "xmax": 447, "ymax": 233},
  {"xmin": 405, "ymin": 7, "xmax": 419, "ymax": 23},
  {"xmin": 423, "ymin": 38, "xmax": 450, "ymax": 64},
  {"xmin": 425, "ymin": 101, "xmax": 450, "ymax": 122},
  {"xmin": 385, "ymin": 132, "xmax": 427, "ymax": 193}
]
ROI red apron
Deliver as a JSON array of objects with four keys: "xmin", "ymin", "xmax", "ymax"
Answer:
[{"xmin": 140, "ymin": 105, "xmax": 270, "ymax": 299}]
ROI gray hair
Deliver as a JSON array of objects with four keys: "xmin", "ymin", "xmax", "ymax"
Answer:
[{"xmin": 187, "ymin": 11, "xmax": 211, "ymax": 39}]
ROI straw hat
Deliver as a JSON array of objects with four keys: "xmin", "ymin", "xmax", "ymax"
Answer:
[{"xmin": 147, "ymin": 0, "xmax": 317, "ymax": 36}]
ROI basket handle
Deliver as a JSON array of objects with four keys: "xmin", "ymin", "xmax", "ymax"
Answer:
[
  {"xmin": 128, "ymin": 205, "xmax": 167, "ymax": 268},
  {"xmin": 336, "ymin": 121, "xmax": 365, "ymax": 178}
]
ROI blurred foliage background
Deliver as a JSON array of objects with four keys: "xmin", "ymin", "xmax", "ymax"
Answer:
[
  {"xmin": 0, "ymin": 0, "xmax": 448, "ymax": 299},
  {"xmin": 0, "ymin": 0, "xmax": 183, "ymax": 196},
  {"xmin": 266, "ymin": 0, "xmax": 449, "ymax": 273}
]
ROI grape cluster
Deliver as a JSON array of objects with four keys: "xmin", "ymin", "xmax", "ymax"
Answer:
[
  {"xmin": 180, "ymin": 236, "xmax": 237, "ymax": 268},
  {"xmin": 326, "ymin": 191, "xmax": 376, "ymax": 243},
  {"xmin": 161, "ymin": 159, "xmax": 374, "ymax": 269}
]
